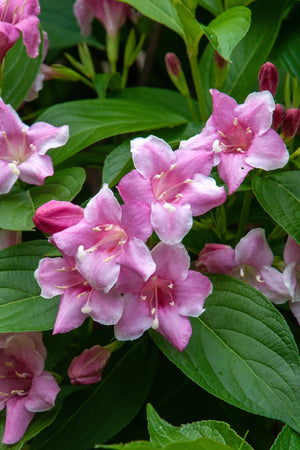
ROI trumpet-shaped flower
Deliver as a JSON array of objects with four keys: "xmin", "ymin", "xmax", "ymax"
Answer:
[
  {"xmin": 197, "ymin": 228, "xmax": 290, "ymax": 303},
  {"xmin": 283, "ymin": 236, "xmax": 300, "ymax": 323},
  {"xmin": 52, "ymin": 184, "xmax": 155, "ymax": 293},
  {"xmin": 118, "ymin": 135, "xmax": 225, "ymax": 244},
  {"xmin": 115, "ymin": 242, "xmax": 212, "ymax": 352},
  {"xmin": 180, "ymin": 89, "xmax": 289, "ymax": 194},
  {"xmin": 74, "ymin": 0, "xmax": 131, "ymax": 37},
  {"xmin": 0, "ymin": 0, "xmax": 41, "ymax": 62},
  {"xmin": 35, "ymin": 255, "xmax": 124, "ymax": 334},
  {"xmin": 0, "ymin": 332, "xmax": 60, "ymax": 445},
  {"xmin": 0, "ymin": 98, "xmax": 69, "ymax": 194}
]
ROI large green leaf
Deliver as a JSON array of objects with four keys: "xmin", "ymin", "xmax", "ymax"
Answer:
[
  {"xmin": 37, "ymin": 88, "xmax": 192, "ymax": 166},
  {"xmin": 271, "ymin": 426, "xmax": 300, "ymax": 450},
  {"xmin": 98, "ymin": 439, "xmax": 234, "ymax": 450},
  {"xmin": 197, "ymin": 0, "xmax": 224, "ymax": 16},
  {"xmin": 253, "ymin": 172, "xmax": 300, "ymax": 244},
  {"xmin": 2, "ymin": 36, "xmax": 43, "ymax": 108},
  {"xmin": 147, "ymin": 404, "xmax": 253, "ymax": 449},
  {"xmin": 31, "ymin": 338, "xmax": 158, "ymax": 450},
  {"xmin": 151, "ymin": 275, "xmax": 300, "ymax": 432},
  {"xmin": 0, "ymin": 240, "xmax": 59, "ymax": 333},
  {"xmin": 0, "ymin": 167, "xmax": 85, "ymax": 231}
]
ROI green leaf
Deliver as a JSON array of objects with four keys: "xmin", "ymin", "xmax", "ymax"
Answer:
[
  {"xmin": 151, "ymin": 275, "xmax": 300, "ymax": 433},
  {"xmin": 38, "ymin": 88, "xmax": 191, "ymax": 166},
  {"xmin": 274, "ymin": 15, "xmax": 300, "ymax": 80},
  {"xmin": 271, "ymin": 426, "xmax": 300, "ymax": 450},
  {"xmin": 147, "ymin": 405, "xmax": 252, "ymax": 449},
  {"xmin": 39, "ymin": 0, "xmax": 103, "ymax": 49},
  {"xmin": 200, "ymin": 7, "xmax": 251, "ymax": 62},
  {"xmin": 0, "ymin": 167, "xmax": 85, "ymax": 231},
  {"xmin": 222, "ymin": 0, "xmax": 293, "ymax": 102},
  {"xmin": 162, "ymin": 438, "xmax": 235, "ymax": 449},
  {"xmin": 197, "ymin": 0, "xmax": 224, "ymax": 16},
  {"xmin": 103, "ymin": 141, "xmax": 133, "ymax": 187},
  {"xmin": 2, "ymin": 36, "xmax": 43, "ymax": 109},
  {"xmin": 96, "ymin": 442, "xmax": 156, "ymax": 450},
  {"xmin": 253, "ymin": 171, "xmax": 300, "ymax": 244},
  {"xmin": 30, "ymin": 338, "xmax": 158, "ymax": 450},
  {"xmin": 0, "ymin": 240, "xmax": 59, "ymax": 333}
]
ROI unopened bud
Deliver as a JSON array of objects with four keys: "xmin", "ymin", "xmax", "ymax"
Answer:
[
  {"xmin": 68, "ymin": 345, "xmax": 111, "ymax": 385},
  {"xmin": 196, "ymin": 243, "xmax": 236, "ymax": 275},
  {"xmin": 281, "ymin": 108, "xmax": 300, "ymax": 141},
  {"xmin": 258, "ymin": 62, "xmax": 278, "ymax": 97},
  {"xmin": 272, "ymin": 104, "xmax": 285, "ymax": 131},
  {"xmin": 33, "ymin": 200, "xmax": 84, "ymax": 234},
  {"xmin": 165, "ymin": 53, "xmax": 188, "ymax": 96}
]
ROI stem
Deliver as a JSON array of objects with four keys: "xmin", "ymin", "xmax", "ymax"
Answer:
[
  {"xmin": 235, "ymin": 190, "xmax": 253, "ymax": 244},
  {"xmin": 0, "ymin": 57, "xmax": 5, "ymax": 96},
  {"xmin": 121, "ymin": 65, "xmax": 129, "ymax": 89},
  {"xmin": 105, "ymin": 340, "xmax": 125, "ymax": 353},
  {"xmin": 184, "ymin": 93, "xmax": 198, "ymax": 121},
  {"xmin": 188, "ymin": 50, "xmax": 208, "ymax": 122}
]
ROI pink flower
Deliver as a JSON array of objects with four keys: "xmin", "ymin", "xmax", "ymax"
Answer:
[
  {"xmin": 197, "ymin": 229, "xmax": 290, "ymax": 303},
  {"xmin": 180, "ymin": 89, "xmax": 289, "ymax": 194},
  {"xmin": 51, "ymin": 184, "xmax": 155, "ymax": 293},
  {"xmin": 0, "ymin": 0, "xmax": 41, "ymax": 62},
  {"xmin": 34, "ymin": 255, "xmax": 124, "ymax": 334},
  {"xmin": 33, "ymin": 200, "xmax": 84, "ymax": 234},
  {"xmin": 73, "ymin": 0, "xmax": 131, "ymax": 37},
  {"xmin": 283, "ymin": 236, "xmax": 300, "ymax": 323},
  {"xmin": 0, "ymin": 98, "xmax": 69, "ymax": 194},
  {"xmin": 0, "ymin": 332, "xmax": 60, "ymax": 445},
  {"xmin": 118, "ymin": 135, "xmax": 225, "ymax": 244},
  {"xmin": 68, "ymin": 345, "xmax": 111, "ymax": 385},
  {"xmin": 115, "ymin": 242, "xmax": 212, "ymax": 352},
  {"xmin": 0, "ymin": 229, "xmax": 21, "ymax": 249}
]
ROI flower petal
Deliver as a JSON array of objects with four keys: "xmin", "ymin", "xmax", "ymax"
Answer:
[
  {"xmin": 236, "ymin": 91, "xmax": 274, "ymax": 135},
  {"xmin": 151, "ymin": 242, "xmax": 189, "ymax": 282},
  {"xmin": 89, "ymin": 287, "xmax": 123, "ymax": 325},
  {"xmin": 53, "ymin": 287, "xmax": 87, "ymax": 334},
  {"xmin": 27, "ymin": 123, "xmax": 69, "ymax": 155},
  {"xmin": 209, "ymin": 89, "xmax": 238, "ymax": 130},
  {"xmin": 116, "ymin": 237, "xmax": 156, "ymax": 281},
  {"xmin": 2, "ymin": 397, "xmax": 34, "ymax": 445},
  {"xmin": 25, "ymin": 371, "xmax": 60, "ymax": 412},
  {"xmin": 245, "ymin": 130, "xmax": 288, "ymax": 170},
  {"xmin": 118, "ymin": 169, "xmax": 154, "ymax": 205},
  {"xmin": 0, "ymin": 160, "xmax": 18, "ymax": 194},
  {"xmin": 175, "ymin": 271, "xmax": 212, "ymax": 316},
  {"xmin": 157, "ymin": 304, "xmax": 192, "ymax": 352},
  {"xmin": 217, "ymin": 152, "xmax": 252, "ymax": 194},
  {"xmin": 284, "ymin": 236, "xmax": 300, "ymax": 266},
  {"xmin": 114, "ymin": 293, "xmax": 153, "ymax": 340},
  {"xmin": 18, "ymin": 153, "xmax": 53, "ymax": 185},
  {"xmin": 84, "ymin": 184, "xmax": 122, "ymax": 225},
  {"xmin": 120, "ymin": 202, "xmax": 152, "ymax": 241},
  {"xmin": 151, "ymin": 202, "xmax": 192, "ymax": 244},
  {"xmin": 235, "ymin": 228, "xmax": 273, "ymax": 268},
  {"xmin": 183, "ymin": 173, "xmax": 226, "ymax": 216}
]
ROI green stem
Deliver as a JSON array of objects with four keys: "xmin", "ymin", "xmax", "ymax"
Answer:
[
  {"xmin": 235, "ymin": 190, "xmax": 253, "ymax": 244},
  {"xmin": 105, "ymin": 340, "xmax": 125, "ymax": 353},
  {"xmin": 121, "ymin": 65, "xmax": 129, "ymax": 89},
  {"xmin": 184, "ymin": 93, "xmax": 198, "ymax": 121},
  {"xmin": 188, "ymin": 50, "xmax": 208, "ymax": 122}
]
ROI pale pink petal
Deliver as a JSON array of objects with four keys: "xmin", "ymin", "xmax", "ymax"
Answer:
[
  {"xmin": 25, "ymin": 371, "xmax": 60, "ymax": 412},
  {"xmin": 283, "ymin": 262, "xmax": 300, "ymax": 301},
  {"xmin": 151, "ymin": 242, "xmax": 189, "ymax": 282},
  {"xmin": 89, "ymin": 287, "xmax": 123, "ymax": 325},
  {"xmin": 218, "ymin": 152, "xmax": 252, "ymax": 194},
  {"xmin": 236, "ymin": 91, "xmax": 275, "ymax": 135},
  {"xmin": 118, "ymin": 170, "xmax": 154, "ymax": 204},
  {"xmin": 116, "ymin": 238, "xmax": 156, "ymax": 281},
  {"xmin": 73, "ymin": 0, "xmax": 95, "ymax": 37},
  {"xmin": 173, "ymin": 147, "xmax": 214, "ymax": 177},
  {"xmin": 27, "ymin": 123, "xmax": 69, "ymax": 155},
  {"xmin": 183, "ymin": 173, "xmax": 226, "ymax": 216},
  {"xmin": 289, "ymin": 300, "xmax": 300, "ymax": 325},
  {"xmin": 15, "ymin": 15, "xmax": 40, "ymax": 58},
  {"xmin": 116, "ymin": 266, "xmax": 143, "ymax": 294},
  {"xmin": 209, "ymin": 89, "xmax": 238, "ymax": 130},
  {"xmin": 120, "ymin": 202, "xmax": 152, "ymax": 241},
  {"xmin": 157, "ymin": 305, "xmax": 192, "ymax": 352},
  {"xmin": 131, "ymin": 135, "xmax": 175, "ymax": 179},
  {"xmin": 196, "ymin": 243, "xmax": 236, "ymax": 274},
  {"xmin": 235, "ymin": 228, "xmax": 273, "ymax": 268},
  {"xmin": 114, "ymin": 293, "xmax": 153, "ymax": 340},
  {"xmin": 53, "ymin": 288, "xmax": 87, "ymax": 334},
  {"xmin": 284, "ymin": 236, "xmax": 300, "ymax": 266},
  {"xmin": 0, "ymin": 229, "xmax": 21, "ymax": 250},
  {"xmin": 2, "ymin": 397, "xmax": 34, "ymax": 445},
  {"xmin": 0, "ymin": 100, "xmax": 26, "ymax": 138},
  {"xmin": 175, "ymin": 271, "xmax": 212, "ymax": 316},
  {"xmin": 0, "ymin": 160, "xmax": 18, "ymax": 194},
  {"xmin": 84, "ymin": 184, "xmax": 122, "ymax": 225},
  {"xmin": 18, "ymin": 153, "xmax": 53, "ymax": 185},
  {"xmin": 5, "ymin": 335, "xmax": 44, "ymax": 376},
  {"xmin": 151, "ymin": 202, "xmax": 192, "ymax": 244},
  {"xmin": 179, "ymin": 125, "xmax": 218, "ymax": 153},
  {"xmin": 258, "ymin": 266, "xmax": 291, "ymax": 304},
  {"xmin": 52, "ymin": 220, "xmax": 94, "ymax": 256},
  {"xmin": 0, "ymin": 23, "xmax": 19, "ymax": 62},
  {"xmin": 245, "ymin": 130, "xmax": 289, "ymax": 170}
]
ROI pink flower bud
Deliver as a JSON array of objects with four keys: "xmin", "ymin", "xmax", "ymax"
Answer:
[
  {"xmin": 271, "ymin": 104, "xmax": 285, "ymax": 131},
  {"xmin": 196, "ymin": 243, "xmax": 236, "ymax": 275},
  {"xmin": 33, "ymin": 200, "xmax": 84, "ymax": 234},
  {"xmin": 281, "ymin": 108, "xmax": 300, "ymax": 140},
  {"xmin": 68, "ymin": 345, "xmax": 111, "ymax": 385},
  {"xmin": 258, "ymin": 62, "xmax": 278, "ymax": 97},
  {"xmin": 165, "ymin": 52, "xmax": 181, "ymax": 78}
]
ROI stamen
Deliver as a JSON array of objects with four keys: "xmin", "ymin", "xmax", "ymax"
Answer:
[
  {"xmin": 103, "ymin": 255, "xmax": 115, "ymax": 262},
  {"xmin": 151, "ymin": 307, "xmax": 156, "ymax": 315},
  {"xmin": 93, "ymin": 226, "xmax": 101, "ymax": 231},
  {"xmin": 240, "ymin": 266, "xmax": 245, "ymax": 278},
  {"xmin": 141, "ymin": 295, "xmax": 147, "ymax": 301},
  {"xmin": 184, "ymin": 179, "xmax": 193, "ymax": 184},
  {"xmin": 246, "ymin": 127, "xmax": 252, "ymax": 134},
  {"xmin": 233, "ymin": 117, "xmax": 238, "ymax": 126},
  {"xmin": 15, "ymin": 372, "xmax": 27, "ymax": 378},
  {"xmin": 29, "ymin": 144, "xmax": 35, "ymax": 151},
  {"xmin": 256, "ymin": 274, "xmax": 264, "ymax": 283},
  {"xmin": 0, "ymin": 392, "xmax": 9, "ymax": 397},
  {"xmin": 81, "ymin": 305, "xmax": 93, "ymax": 314},
  {"xmin": 77, "ymin": 245, "xmax": 86, "ymax": 260},
  {"xmin": 168, "ymin": 283, "xmax": 173, "ymax": 289},
  {"xmin": 8, "ymin": 162, "xmax": 20, "ymax": 176},
  {"xmin": 218, "ymin": 130, "xmax": 226, "ymax": 138},
  {"xmin": 213, "ymin": 139, "xmax": 223, "ymax": 153},
  {"xmin": 169, "ymin": 301, "xmax": 175, "ymax": 306},
  {"xmin": 175, "ymin": 193, "xmax": 183, "ymax": 199},
  {"xmin": 5, "ymin": 361, "xmax": 14, "ymax": 369},
  {"xmin": 170, "ymin": 164, "xmax": 177, "ymax": 171},
  {"xmin": 153, "ymin": 171, "xmax": 164, "ymax": 180},
  {"xmin": 236, "ymin": 147, "xmax": 245, "ymax": 153},
  {"xmin": 164, "ymin": 203, "xmax": 176, "ymax": 213},
  {"xmin": 105, "ymin": 224, "xmax": 114, "ymax": 231},
  {"xmin": 152, "ymin": 316, "xmax": 159, "ymax": 329}
]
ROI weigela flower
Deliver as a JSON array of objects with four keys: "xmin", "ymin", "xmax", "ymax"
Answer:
[
  {"xmin": 33, "ymin": 200, "xmax": 84, "ymax": 234},
  {"xmin": 68, "ymin": 345, "xmax": 111, "ymax": 385},
  {"xmin": 115, "ymin": 242, "xmax": 212, "ymax": 352},
  {"xmin": 118, "ymin": 135, "xmax": 226, "ymax": 244},
  {"xmin": 180, "ymin": 89, "xmax": 289, "ymax": 194},
  {"xmin": 197, "ymin": 228, "xmax": 290, "ymax": 303},
  {"xmin": 73, "ymin": 0, "xmax": 131, "ymax": 37},
  {"xmin": 0, "ymin": 0, "xmax": 41, "ymax": 62},
  {"xmin": 52, "ymin": 184, "xmax": 155, "ymax": 293},
  {"xmin": 35, "ymin": 255, "xmax": 124, "ymax": 334},
  {"xmin": 0, "ymin": 98, "xmax": 69, "ymax": 194},
  {"xmin": 0, "ymin": 332, "xmax": 60, "ymax": 445},
  {"xmin": 283, "ymin": 236, "xmax": 300, "ymax": 323}
]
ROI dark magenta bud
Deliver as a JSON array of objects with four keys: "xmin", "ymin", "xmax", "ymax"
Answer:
[
  {"xmin": 165, "ymin": 52, "xmax": 181, "ymax": 78},
  {"xmin": 33, "ymin": 200, "xmax": 84, "ymax": 234},
  {"xmin": 272, "ymin": 104, "xmax": 286, "ymax": 131},
  {"xmin": 68, "ymin": 345, "xmax": 111, "ymax": 385},
  {"xmin": 258, "ymin": 62, "xmax": 278, "ymax": 97},
  {"xmin": 281, "ymin": 108, "xmax": 300, "ymax": 141}
]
